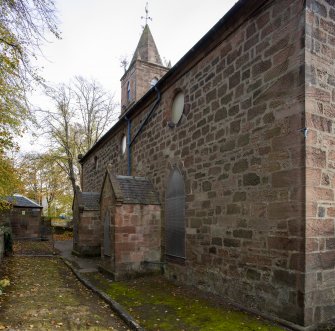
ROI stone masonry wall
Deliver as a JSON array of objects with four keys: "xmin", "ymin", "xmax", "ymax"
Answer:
[
  {"xmin": 305, "ymin": 0, "xmax": 335, "ymax": 326},
  {"xmin": 76, "ymin": 209, "xmax": 101, "ymax": 256},
  {"xmin": 121, "ymin": 65, "xmax": 136, "ymax": 111},
  {"xmin": 10, "ymin": 208, "xmax": 41, "ymax": 239},
  {"xmin": 83, "ymin": 128, "xmax": 127, "ymax": 192},
  {"xmin": 100, "ymin": 174, "xmax": 161, "ymax": 279},
  {"xmin": 82, "ymin": 0, "xmax": 308, "ymax": 326},
  {"xmin": 133, "ymin": 61, "xmax": 168, "ymax": 102},
  {"xmin": 114, "ymin": 204, "xmax": 161, "ymax": 279},
  {"xmin": 0, "ymin": 211, "xmax": 10, "ymax": 228},
  {"xmin": 73, "ymin": 190, "xmax": 101, "ymax": 257},
  {"xmin": 121, "ymin": 61, "xmax": 168, "ymax": 112},
  {"xmin": 159, "ymin": 1, "xmax": 306, "ymax": 324}
]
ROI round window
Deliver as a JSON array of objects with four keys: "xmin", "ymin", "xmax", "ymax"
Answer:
[
  {"xmin": 121, "ymin": 135, "xmax": 127, "ymax": 154},
  {"xmin": 171, "ymin": 92, "xmax": 184, "ymax": 125}
]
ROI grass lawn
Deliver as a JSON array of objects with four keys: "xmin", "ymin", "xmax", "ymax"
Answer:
[{"xmin": 86, "ymin": 273, "xmax": 287, "ymax": 331}]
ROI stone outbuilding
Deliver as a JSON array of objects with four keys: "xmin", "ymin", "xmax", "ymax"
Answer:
[
  {"xmin": 0, "ymin": 194, "xmax": 43, "ymax": 239},
  {"xmin": 99, "ymin": 167, "xmax": 161, "ymax": 280},
  {"xmin": 72, "ymin": 188, "xmax": 101, "ymax": 256}
]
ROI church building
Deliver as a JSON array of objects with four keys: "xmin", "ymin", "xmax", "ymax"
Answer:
[{"xmin": 74, "ymin": 0, "xmax": 335, "ymax": 329}]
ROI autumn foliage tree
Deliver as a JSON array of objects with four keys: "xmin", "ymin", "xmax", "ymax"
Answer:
[
  {"xmin": 18, "ymin": 152, "xmax": 72, "ymax": 216},
  {"xmin": 0, "ymin": 0, "xmax": 59, "ymax": 198},
  {"xmin": 0, "ymin": 157, "xmax": 22, "ymax": 197},
  {"xmin": 0, "ymin": 0, "xmax": 59, "ymax": 152}
]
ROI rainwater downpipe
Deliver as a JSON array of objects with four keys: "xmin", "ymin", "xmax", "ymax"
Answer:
[
  {"xmin": 125, "ymin": 115, "xmax": 131, "ymax": 176},
  {"xmin": 124, "ymin": 85, "xmax": 161, "ymax": 176}
]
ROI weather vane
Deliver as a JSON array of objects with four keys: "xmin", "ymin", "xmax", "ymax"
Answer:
[{"xmin": 141, "ymin": 2, "xmax": 152, "ymax": 26}]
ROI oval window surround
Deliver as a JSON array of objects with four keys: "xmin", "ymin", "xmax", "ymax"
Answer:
[
  {"xmin": 121, "ymin": 134, "xmax": 127, "ymax": 154},
  {"xmin": 170, "ymin": 91, "xmax": 185, "ymax": 126}
]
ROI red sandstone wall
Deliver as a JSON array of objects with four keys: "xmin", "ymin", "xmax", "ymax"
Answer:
[
  {"xmin": 121, "ymin": 65, "xmax": 136, "ymax": 110},
  {"xmin": 82, "ymin": 0, "xmax": 308, "ymax": 325},
  {"xmin": 100, "ymin": 175, "xmax": 116, "ymax": 263},
  {"xmin": 121, "ymin": 61, "xmax": 168, "ymax": 112},
  {"xmin": 114, "ymin": 204, "xmax": 161, "ymax": 277},
  {"xmin": 83, "ymin": 128, "xmax": 127, "ymax": 190},
  {"xmin": 77, "ymin": 209, "xmax": 101, "ymax": 256},
  {"xmin": 305, "ymin": 0, "xmax": 335, "ymax": 325},
  {"xmin": 100, "ymin": 175, "xmax": 161, "ymax": 278}
]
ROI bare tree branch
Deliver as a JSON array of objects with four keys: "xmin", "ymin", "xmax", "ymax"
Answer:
[{"xmin": 37, "ymin": 77, "xmax": 118, "ymax": 193}]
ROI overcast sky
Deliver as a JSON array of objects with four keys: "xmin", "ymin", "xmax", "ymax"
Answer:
[{"xmin": 22, "ymin": 0, "xmax": 237, "ymax": 152}]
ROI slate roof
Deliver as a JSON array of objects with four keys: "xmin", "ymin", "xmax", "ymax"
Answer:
[
  {"xmin": 111, "ymin": 175, "xmax": 160, "ymax": 205},
  {"xmin": 130, "ymin": 24, "xmax": 163, "ymax": 67},
  {"xmin": 3, "ymin": 194, "xmax": 42, "ymax": 208},
  {"xmin": 80, "ymin": 192, "xmax": 100, "ymax": 210}
]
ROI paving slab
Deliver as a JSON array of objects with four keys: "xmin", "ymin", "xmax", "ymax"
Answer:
[{"xmin": 54, "ymin": 240, "xmax": 100, "ymax": 272}]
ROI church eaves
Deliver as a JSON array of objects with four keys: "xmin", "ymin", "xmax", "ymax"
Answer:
[{"xmin": 129, "ymin": 24, "xmax": 163, "ymax": 67}]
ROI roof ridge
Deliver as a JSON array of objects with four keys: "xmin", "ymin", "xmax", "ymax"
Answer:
[
  {"xmin": 116, "ymin": 175, "xmax": 148, "ymax": 180},
  {"xmin": 21, "ymin": 195, "xmax": 42, "ymax": 207},
  {"xmin": 4, "ymin": 195, "xmax": 42, "ymax": 208}
]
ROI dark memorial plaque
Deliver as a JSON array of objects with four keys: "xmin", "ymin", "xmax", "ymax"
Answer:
[{"xmin": 165, "ymin": 168, "xmax": 185, "ymax": 258}]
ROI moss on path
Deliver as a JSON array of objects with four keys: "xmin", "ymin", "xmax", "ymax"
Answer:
[
  {"xmin": 0, "ymin": 257, "xmax": 129, "ymax": 330},
  {"xmin": 86, "ymin": 273, "xmax": 287, "ymax": 331}
]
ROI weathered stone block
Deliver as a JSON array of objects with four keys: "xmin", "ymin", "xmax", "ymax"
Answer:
[
  {"xmin": 233, "ymin": 229, "xmax": 252, "ymax": 239},
  {"xmin": 273, "ymin": 269, "xmax": 297, "ymax": 288},
  {"xmin": 212, "ymin": 237, "xmax": 222, "ymax": 246},
  {"xmin": 246, "ymin": 268, "xmax": 261, "ymax": 280},
  {"xmin": 233, "ymin": 192, "xmax": 246, "ymax": 202},
  {"xmin": 268, "ymin": 236, "xmax": 302, "ymax": 251},
  {"xmin": 227, "ymin": 204, "xmax": 241, "ymax": 215},
  {"xmin": 223, "ymin": 238, "xmax": 240, "ymax": 247},
  {"xmin": 272, "ymin": 169, "xmax": 304, "ymax": 187},
  {"xmin": 243, "ymin": 173, "xmax": 260, "ymax": 186},
  {"xmin": 232, "ymin": 159, "xmax": 248, "ymax": 173}
]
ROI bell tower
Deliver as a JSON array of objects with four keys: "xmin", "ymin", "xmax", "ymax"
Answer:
[{"xmin": 120, "ymin": 4, "xmax": 169, "ymax": 114}]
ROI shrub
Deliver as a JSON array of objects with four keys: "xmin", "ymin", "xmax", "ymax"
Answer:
[
  {"xmin": 0, "ymin": 278, "xmax": 10, "ymax": 295},
  {"xmin": 0, "ymin": 226, "xmax": 13, "ymax": 254}
]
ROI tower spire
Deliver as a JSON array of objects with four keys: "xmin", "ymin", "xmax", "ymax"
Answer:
[
  {"xmin": 141, "ymin": 2, "xmax": 152, "ymax": 27},
  {"xmin": 120, "ymin": 3, "xmax": 169, "ymax": 113}
]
